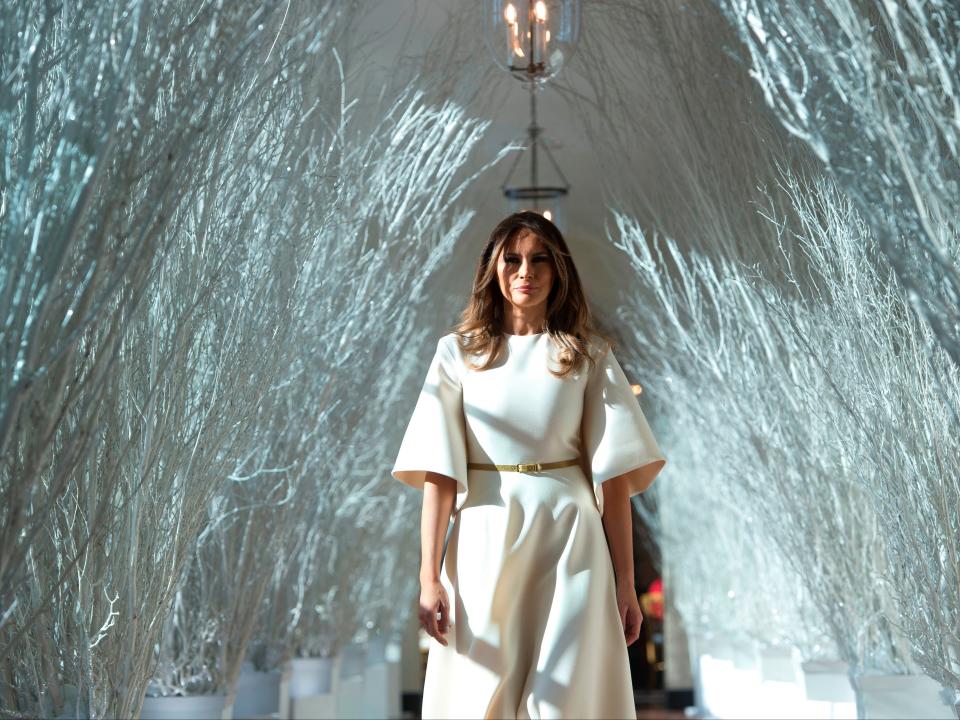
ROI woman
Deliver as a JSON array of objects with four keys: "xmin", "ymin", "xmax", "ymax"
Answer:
[{"xmin": 392, "ymin": 211, "xmax": 667, "ymax": 719}]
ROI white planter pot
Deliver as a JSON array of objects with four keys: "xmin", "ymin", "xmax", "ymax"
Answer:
[
  {"xmin": 289, "ymin": 656, "xmax": 339, "ymax": 720},
  {"xmin": 706, "ymin": 637, "xmax": 737, "ymax": 663},
  {"xmin": 801, "ymin": 660, "xmax": 855, "ymax": 703},
  {"xmin": 288, "ymin": 657, "xmax": 335, "ymax": 698},
  {"xmin": 140, "ymin": 693, "xmax": 227, "ymax": 720},
  {"xmin": 732, "ymin": 639, "xmax": 758, "ymax": 671},
  {"xmin": 859, "ymin": 674, "xmax": 955, "ymax": 720},
  {"xmin": 232, "ymin": 664, "xmax": 282, "ymax": 720},
  {"xmin": 759, "ymin": 645, "xmax": 799, "ymax": 683},
  {"xmin": 339, "ymin": 642, "xmax": 366, "ymax": 678}
]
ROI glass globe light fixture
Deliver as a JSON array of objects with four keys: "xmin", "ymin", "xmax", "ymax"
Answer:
[{"xmin": 482, "ymin": 0, "xmax": 582, "ymax": 89}]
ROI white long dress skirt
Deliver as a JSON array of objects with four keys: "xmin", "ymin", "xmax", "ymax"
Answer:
[{"xmin": 421, "ymin": 464, "xmax": 636, "ymax": 719}]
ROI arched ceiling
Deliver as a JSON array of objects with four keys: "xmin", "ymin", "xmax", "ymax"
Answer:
[{"xmin": 348, "ymin": 0, "xmax": 800, "ymax": 332}]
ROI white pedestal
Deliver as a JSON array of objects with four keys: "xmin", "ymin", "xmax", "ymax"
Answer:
[
  {"xmin": 801, "ymin": 660, "xmax": 855, "ymax": 702},
  {"xmin": 335, "ymin": 643, "xmax": 366, "ymax": 719},
  {"xmin": 288, "ymin": 655, "xmax": 339, "ymax": 720},
  {"xmin": 859, "ymin": 674, "xmax": 955, "ymax": 720},
  {"xmin": 277, "ymin": 662, "xmax": 291, "ymax": 720},
  {"xmin": 732, "ymin": 639, "xmax": 759, "ymax": 671},
  {"xmin": 233, "ymin": 664, "xmax": 282, "ymax": 719},
  {"xmin": 288, "ymin": 657, "xmax": 336, "ymax": 697},
  {"xmin": 759, "ymin": 645, "xmax": 799, "ymax": 683},
  {"xmin": 360, "ymin": 638, "xmax": 402, "ymax": 719},
  {"xmin": 698, "ymin": 645, "xmax": 828, "ymax": 719},
  {"xmin": 291, "ymin": 693, "xmax": 337, "ymax": 720},
  {"xmin": 386, "ymin": 641, "xmax": 403, "ymax": 719}
]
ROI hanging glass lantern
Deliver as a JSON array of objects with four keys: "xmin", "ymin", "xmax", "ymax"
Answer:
[
  {"xmin": 501, "ymin": 82, "xmax": 571, "ymax": 231},
  {"xmin": 482, "ymin": 0, "xmax": 582, "ymax": 88}
]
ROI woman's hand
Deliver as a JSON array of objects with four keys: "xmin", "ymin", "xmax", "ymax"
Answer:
[
  {"xmin": 419, "ymin": 579, "xmax": 451, "ymax": 646},
  {"xmin": 616, "ymin": 580, "xmax": 643, "ymax": 646}
]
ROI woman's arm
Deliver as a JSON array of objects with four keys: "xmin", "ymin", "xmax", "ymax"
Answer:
[
  {"xmin": 418, "ymin": 472, "xmax": 456, "ymax": 645},
  {"xmin": 601, "ymin": 470, "xmax": 643, "ymax": 646},
  {"xmin": 420, "ymin": 472, "xmax": 456, "ymax": 581}
]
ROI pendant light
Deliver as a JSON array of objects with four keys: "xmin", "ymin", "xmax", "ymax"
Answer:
[
  {"xmin": 482, "ymin": 0, "xmax": 582, "ymax": 89},
  {"xmin": 483, "ymin": 1, "xmax": 581, "ymax": 229}
]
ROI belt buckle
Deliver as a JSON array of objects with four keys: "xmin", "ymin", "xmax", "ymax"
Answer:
[{"xmin": 516, "ymin": 462, "xmax": 540, "ymax": 473}]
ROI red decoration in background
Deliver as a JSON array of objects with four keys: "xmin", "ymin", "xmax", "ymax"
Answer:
[{"xmin": 641, "ymin": 577, "xmax": 664, "ymax": 621}]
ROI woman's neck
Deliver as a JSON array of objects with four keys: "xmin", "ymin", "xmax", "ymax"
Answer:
[{"xmin": 503, "ymin": 316, "xmax": 546, "ymax": 335}]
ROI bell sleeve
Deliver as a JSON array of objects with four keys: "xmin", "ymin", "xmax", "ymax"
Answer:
[
  {"xmin": 391, "ymin": 335, "xmax": 469, "ymax": 514},
  {"xmin": 581, "ymin": 342, "xmax": 667, "ymax": 515}
]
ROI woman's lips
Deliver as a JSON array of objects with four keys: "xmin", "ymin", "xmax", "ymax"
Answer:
[{"xmin": 516, "ymin": 286, "xmax": 536, "ymax": 293}]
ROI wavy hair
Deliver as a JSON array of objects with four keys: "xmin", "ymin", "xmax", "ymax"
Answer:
[{"xmin": 448, "ymin": 211, "xmax": 613, "ymax": 378}]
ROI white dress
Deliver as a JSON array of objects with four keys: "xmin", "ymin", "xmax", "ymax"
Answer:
[{"xmin": 392, "ymin": 331, "xmax": 667, "ymax": 720}]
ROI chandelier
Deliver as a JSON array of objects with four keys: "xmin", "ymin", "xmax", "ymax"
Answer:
[
  {"xmin": 482, "ymin": 0, "xmax": 582, "ymax": 89},
  {"xmin": 483, "ymin": 1, "xmax": 581, "ymax": 227}
]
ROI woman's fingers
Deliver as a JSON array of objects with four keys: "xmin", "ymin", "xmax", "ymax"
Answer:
[
  {"xmin": 619, "ymin": 602, "xmax": 643, "ymax": 645},
  {"xmin": 419, "ymin": 602, "xmax": 437, "ymax": 638},
  {"xmin": 434, "ymin": 599, "xmax": 449, "ymax": 645},
  {"xmin": 435, "ymin": 592, "xmax": 451, "ymax": 646},
  {"xmin": 419, "ymin": 599, "xmax": 448, "ymax": 646},
  {"xmin": 437, "ymin": 597, "xmax": 450, "ymax": 635},
  {"xmin": 419, "ymin": 581, "xmax": 453, "ymax": 646},
  {"xmin": 624, "ymin": 606, "xmax": 643, "ymax": 646}
]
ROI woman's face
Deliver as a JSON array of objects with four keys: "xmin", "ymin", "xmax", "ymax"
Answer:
[{"xmin": 496, "ymin": 230, "xmax": 555, "ymax": 315}]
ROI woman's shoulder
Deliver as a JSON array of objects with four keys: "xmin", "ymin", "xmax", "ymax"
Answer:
[
  {"xmin": 439, "ymin": 329, "xmax": 484, "ymax": 348},
  {"xmin": 437, "ymin": 331, "xmax": 473, "ymax": 366},
  {"xmin": 582, "ymin": 331, "xmax": 612, "ymax": 358},
  {"xmin": 438, "ymin": 331, "xmax": 465, "ymax": 350}
]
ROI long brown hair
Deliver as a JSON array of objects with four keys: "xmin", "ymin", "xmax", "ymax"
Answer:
[{"xmin": 449, "ymin": 211, "xmax": 613, "ymax": 378}]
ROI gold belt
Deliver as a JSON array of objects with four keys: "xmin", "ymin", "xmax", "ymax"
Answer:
[{"xmin": 466, "ymin": 458, "xmax": 581, "ymax": 473}]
